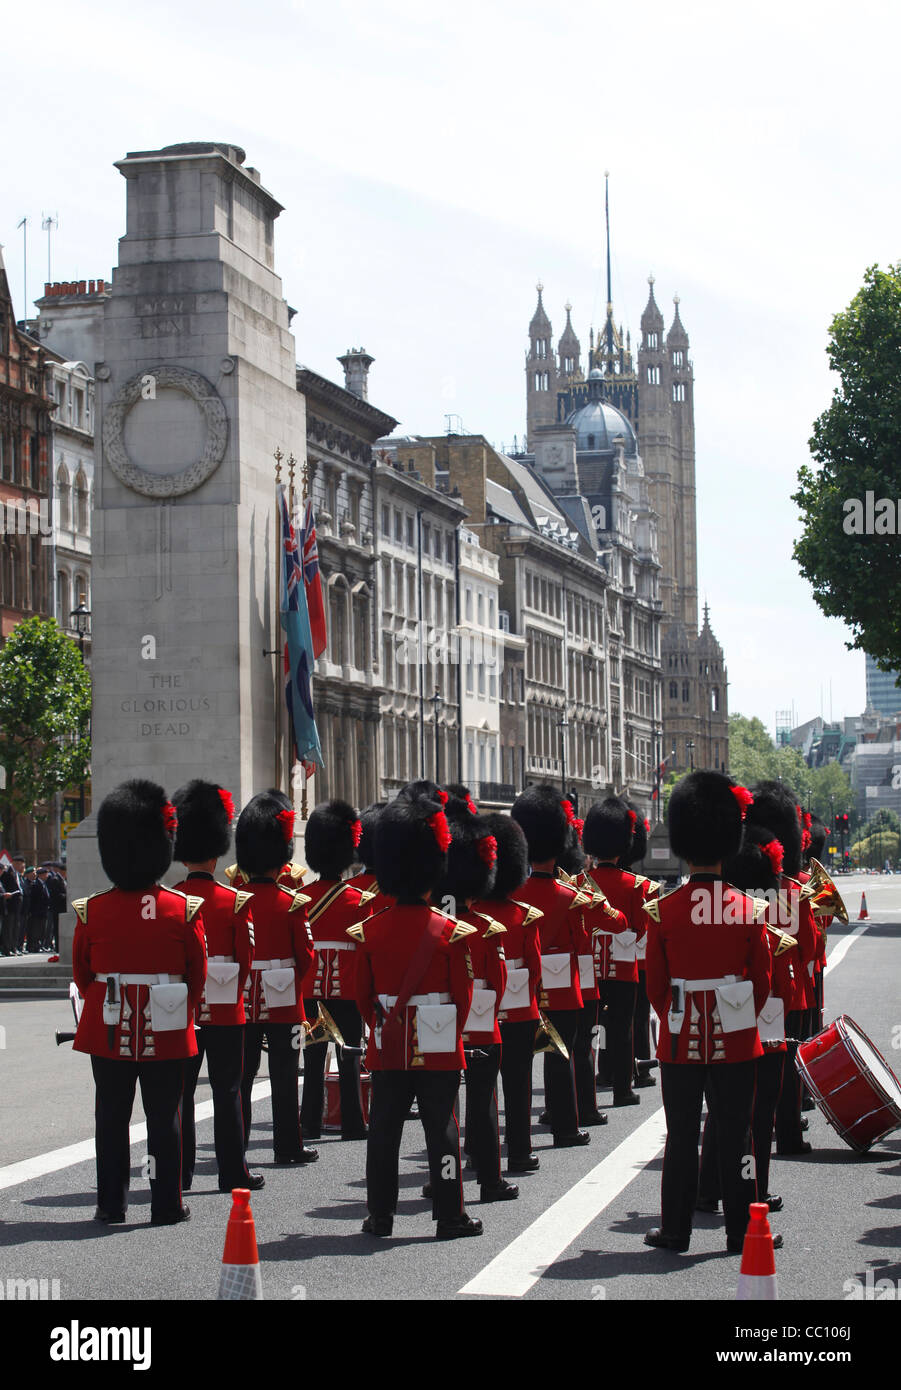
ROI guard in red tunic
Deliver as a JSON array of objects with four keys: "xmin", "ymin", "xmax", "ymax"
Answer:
[
  {"xmin": 511, "ymin": 785, "xmax": 595, "ymax": 1148},
  {"xmin": 298, "ymin": 798, "xmax": 374, "ymax": 1141},
  {"xmin": 745, "ymin": 782, "xmax": 817, "ymax": 1156},
  {"xmin": 440, "ymin": 799, "xmax": 517, "ymax": 1202},
  {"xmin": 235, "ymin": 792, "xmax": 317, "ymax": 1165},
  {"xmin": 474, "ymin": 813, "xmax": 543, "ymax": 1173},
  {"xmin": 170, "ymin": 779, "xmax": 262, "ymax": 1194},
  {"xmin": 583, "ymin": 797, "xmax": 648, "ymax": 1107},
  {"xmin": 72, "ymin": 780, "xmax": 206, "ymax": 1226},
  {"xmin": 352, "ymin": 789, "xmax": 482, "ymax": 1240},
  {"xmin": 619, "ymin": 802, "xmax": 660, "ymax": 1089},
  {"xmin": 555, "ymin": 819, "xmax": 611, "ymax": 1128},
  {"xmin": 804, "ymin": 814, "xmax": 830, "ymax": 1033},
  {"xmin": 643, "ymin": 772, "xmax": 772, "ymax": 1254},
  {"xmin": 345, "ymin": 802, "xmax": 391, "ymax": 912}
]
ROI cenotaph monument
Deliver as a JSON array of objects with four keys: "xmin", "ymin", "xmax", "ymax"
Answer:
[{"xmin": 62, "ymin": 142, "xmax": 306, "ymax": 959}]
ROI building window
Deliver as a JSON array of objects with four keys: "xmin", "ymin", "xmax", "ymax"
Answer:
[
  {"xmin": 405, "ymin": 514, "xmax": 414, "ymax": 548},
  {"xmin": 682, "ymin": 680, "xmax": 690, "ymax": 703},
  {"xmin": 422, "ymin": 521, "xmax": 431, "ymax": 555},
  {"xmin": 673, "ymin": 350, "xmax": 684, "ymax": 367},
  {"xmin": 477, "ymin": 592, "xmax": 484, "ymax": 625},
  {"xmin": 647, "ymin": 332, "xmax": 658, "ymax": 349},
  {"xmin": 57, "ymin": 464, "xmax": 71, "ymax": 529},
  {"xmin": 673, "ymin": 382, "xmax": 685, "ymax": 402},
  {"xmin": 74, "ymin": 471, "xmax": 89, "ymax": 533},
  {"xmin": 394, "ymin": 510, "xmax": 403, "ymax": 542},
  {"xmin": 711, "ymin": 686, "xmax": 720, "ymax": 712},
  {"xmin": 445, "ymin": 531, "xmax": 454, "ymax": 565},
  {"xmin": 433, "ymin": 528, "xmax": 441, "ymax": 560},
  {"xmin": 465, "ymin": 587, "xmax": 472, "ymax": 621},
  {"xmin": 381, "ymin": 505, "xmax": 390, "ymax": 537},
  {"xmin": 57, "ymin": 570, "xmax": 69, "ymax": 620},
  {"xmin": 647, "ymin": 366, "xmax": 660, "ymax": 385},
  {"xmin": 466, "ymin": 660, "xmax": 474, "ymax": 694}
]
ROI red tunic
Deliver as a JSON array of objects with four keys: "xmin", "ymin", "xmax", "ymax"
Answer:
[
  {"xmin": 345, "ymin": 870, "xmax": 394, "ymax": 918},
  {"xmin": 585, "ymin": 864, "xmax": 644, "ymax": 983},
  {"xmin": 780, "ymin": 876, "xmax": 818, "ymax": 1011},
  {"xmin": 352, "ymin": 904, "xmax": 474, "ymax": 1071},
  {"xmin": 472, "ymin": 897, "xmax": 542, "ymax": 1023},
  {"xmin": 758, "ymin": 912, "xmax": 800, "ymax": 1055},
  {"xmin": 512, "ymin": 872, "xmax": 588, "ymax": 1012},
  {"xmin": 461, "ymin": 907, "xmax": 508, "ymax": 1045},
  {"xmin": 299, "ymin": 878, "xmax": 375, "ymax": 999},
  {"xmin": 72, "ymin": 886, "xmax": 207, "ymax": 1061},
  {"xmin": 171, "ymin": 873, "xmax": 254, "ymax": 1026},
  {"xmin": 243, "ymin": 880, "xmax": 314, "ymax": 1026},
  {"xmin": 644, "ymin": 877, "xmax": 771, "ymax": 1065}
]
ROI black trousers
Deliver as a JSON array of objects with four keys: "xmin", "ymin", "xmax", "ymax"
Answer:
[
  {"xmin": 367, "ymin": 1070, "xmax": 464, "ymax": 1221},
  {"xmin": 90, "ymin": 1055, "xmax": 185, "ymax": 1220},
  {"xmin": 543, "ymin": 1009, "xmax": 580, "ymax": 1138},
  {"xmin": 659, "ymin": 1060, "xmax": 757, "ymax": 1247},
  {"xmin": 573, "ymin": 1000, "xmax": 601, "ymax": 1121},
  {"xmin": 699, "ymin": 1050, "xmax": 785, "ymax": 1206},
  {"xmin": 774, "ymin": 1012, "xmax": 805, "ymax": 1150},
  {"xmin": 463, "ymin": 1042, "xmax": 501, "ymax": 1185},
  {"xmin": 596, "ymin": 980, "xmax": 637, "ymax": 1099},
  {"xmin": 499, "ymin": 1018, "xmax": 538, "ymax": 1161},
  {"xmin": 241, "ymin": 1021, "xmax": 304, "ymax": 1158},
  {"xmin": 633, "ymin": 968, "xmax": 652, "ymax": 1061},
  {"xmin": 181, "ymin": 1025, "xmax": 251, "ymax": 1189},
  {"xmin": 299, "ymin": 997, "xmax": 365, "ymax": 1136},
  {"xmin": 27, "ymin": 914, "xmax": 48, "ymax": 951}
]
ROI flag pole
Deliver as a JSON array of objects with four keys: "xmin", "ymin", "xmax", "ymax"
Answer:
[
  {"xmin": 290, "ymin": 452, "xmax": 310, "ymax": 822},
  {"xmin": 273, "ymin": 447, "xmax": 284, "ymax": 789}
]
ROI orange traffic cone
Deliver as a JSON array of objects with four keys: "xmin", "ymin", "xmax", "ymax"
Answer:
[
  {"xmin": 218, "ymin": 1188, "xmax": 263, "ymax": 1300},
  {"xmin": 859, "ymin": 893, "xmax": 869, "ymax": 921},
  {"xmin": 736, "ymin": 1203, "xmax": 778, "ymax": 1301}
]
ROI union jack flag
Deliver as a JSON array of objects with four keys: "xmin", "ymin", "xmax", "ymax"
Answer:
[
  {"xmin": 279, "ymin": 485, "xmax": 323, "ymax": 774},
  {"xmin": 298, "ymin": 497, "xmax": 327, "ymax": 659}
]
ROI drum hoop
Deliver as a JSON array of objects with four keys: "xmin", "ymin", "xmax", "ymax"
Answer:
[
  {"xmin": 796, "ymin": 1032, "xmax": 873, "ymax": 1151},
  {"xmin": 839, "ymin": 1015, "xmax": 901, "ymax": 1121}
]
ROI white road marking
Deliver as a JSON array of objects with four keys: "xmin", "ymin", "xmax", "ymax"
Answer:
[
  {"xmin": 0, "ymin": 1080, "xmax": 271, "ymax": 1193},
  {"xmin": 459, "ymin": 915, "xmax": 875, "ymax": 1298},
  {"xmin": 459, "ymin": 1107, "xmax": 668, "ymax": 1297}
]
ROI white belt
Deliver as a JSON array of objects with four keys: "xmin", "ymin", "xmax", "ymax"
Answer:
[
  {"xmin": 378, "ymin": 992, "xmax": 453, "ymax": 1008},
  {"xmin": 117, "ymin": 973, "xmax": 184, "ymax": 986},
  {"xmin": 315, "ymin": 942, "xmax": 356, "ymax": 951},
  {"xmin": 251, "ymin": 958, "xmax": 295, "ymax": 970},
  {"xmin": 683, "ymin": 975, "xmax": 739, "ymax": 991},
  {"xmin": 473, "ymin": 977, "xmax": 488, "ymax": 989},
  {"xmin": 508, "ymin": 957, "xmax": 525, "ymax": 969},
  {"xmin": 209, "ymin": 955, "xmax": 235, "ymax": 964}
]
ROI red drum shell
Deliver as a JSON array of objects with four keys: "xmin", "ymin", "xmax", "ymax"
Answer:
[
  {"xmin": 323, "ymin": 1070, "xmax": 371, "ymax": 1132},
  {"xmin": 796, "ymin": 1014, "xmax": 901, "ymax": 1153}
]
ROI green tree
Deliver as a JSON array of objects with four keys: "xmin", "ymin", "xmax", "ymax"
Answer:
[
  {"xmin": 727, "ymin": 714, "xmax": 811, "ymax": 804},
  {"xmin": 793, "ymin": 262, "xmax": 901, "ymax": 680},
  {"xmin": 807, "ymin": 761, "xmax": 854, "ymax": 822},
  {"xmin": 0, "ymin": 617, "xmax": 91, "ymax": 846}
]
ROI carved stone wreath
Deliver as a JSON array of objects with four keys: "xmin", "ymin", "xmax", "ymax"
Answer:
[{"xmin": 102, "ymin": 366, "xmax": 228, "ymax": 498}]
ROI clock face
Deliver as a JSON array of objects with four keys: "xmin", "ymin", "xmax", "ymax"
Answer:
[{"xmin": 102, "ymin": 365, "xmax": 228, "ymax": 498}]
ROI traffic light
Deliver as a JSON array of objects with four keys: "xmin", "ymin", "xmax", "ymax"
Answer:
[
  {"xmin": 834, "ymin": 814, "xmax": 841, "ymax": 831},
  {"xmin": 843, "ymin": 849, "xmax": 850, "ymax": 863}
]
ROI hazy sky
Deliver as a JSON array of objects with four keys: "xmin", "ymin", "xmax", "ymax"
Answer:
[{"xmin": 5, "ymin": 0, "xmax": 898, "ymax": 733}]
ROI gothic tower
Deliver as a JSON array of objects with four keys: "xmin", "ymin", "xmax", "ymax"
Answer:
[
  {"xmin": 525, "ymin": 284, "xmax": 557, "ymax": 448},
  {"xmin": 665, "ymin": 297, "xmax": 698, "ymax": 633}
]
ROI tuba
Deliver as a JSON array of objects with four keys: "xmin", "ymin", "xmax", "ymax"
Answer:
[
  {"xmin": 534, "ymin": 1010, "xmax": 570, "ymax": 1060},
  {"xmin": 799, "ymin": 858, "xmax": 849, "ymax": 926}
]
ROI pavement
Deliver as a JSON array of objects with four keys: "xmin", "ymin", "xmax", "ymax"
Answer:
[{"xmin": 1, "ymin": 872, "xmax": 899, "ymax": 1304}]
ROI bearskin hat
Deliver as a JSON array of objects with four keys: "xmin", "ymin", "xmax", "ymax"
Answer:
[
  {"xmin": 745, "ymin": 781, "xmax": 802, "ymax": 877},
  {"xmin": 723, "ymin": 823, "xmax": 784, "ymax": 897},
  {"xmin": 436, "ymin": 806, "xmax": 498, "ymax": 906},
  {"xmin": 583, "ymin": 796, "xmax": 634, "ymax": 862},
  {"xmin": 480, "ymin": 813, "xmax": 530, "ymax": 901},
  {"xmin": 172, "ymin": 779, "xmax": 233, "ymax": 864},
  {"xmin": 305, "ymin": 798, "xmax": 361, "ymax": 879},
  {"xmin": 667, "ymin": 771, "xmax": 745, "ymax": 866},
  {"xmin": 557, "ymin": 821, "xmax": 587, "ymax": 877},
  {"xmin": 395, "ymin": 779, "xmax": 447, "ymax": 806},
  {"xmin": 235, "ymin": 791, "xmax": 296, "ymax": 878},
  {"xmin": 806, "ymin": 814, "xmax": 827, "ymax": 865},
  {"xmin": 511, "ymin": 784, "xmax": 570, "ymax": 863},
  {"xmin": 97, "ymin": 779, "xmax": 175, "ymax": 891},
  {"xmin": 621, "ymin": 798, "xmax": 649, "ymax": 868},
  {"xmin": 445, "ymin": 782, "xmax": 479, "ymax": 817},
  {"xmin": 374, "ymin": 789, "xmax": 450, "ymax": 902},
  {"xmin": 356, "ymin": 802, "xmax": 385, "ymax": 873}
]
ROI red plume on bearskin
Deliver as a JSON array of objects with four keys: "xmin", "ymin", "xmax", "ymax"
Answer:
[
  {"xmin": 573, "ymin": 817, "xmax": 584, "ymax": 843},
  {"xmin": 560, "ymin": 799, "xmax": 576, "ymax": 826},
  {"xmin": 465, "ymin": 794, "xmax": 478, "ymax": 817},
  {"xmin": 628, "ymin": 809, "xmax": 638, "ymax": 829},
  {"xmin": 218, "ymin": 788, "xmax": 235, "ymax": 824},
  {"xmin": 429, "ymin": 811, "xmax": 452, "ymax": 852},
  {"xmin": 731, "ymin": 786, "xmax": 753, "ymax": 819},
  {"xmin": 803, "ymin": 811, "xmax": 812, "ymax": 830},
  {"xmin": 277, "ymin": 808, "xmax": 295, "ymax": 844},
  {"xmin": 644, "ymin": 818, "xmax": 650, "ymax": 832},
  {"xmin": 801, "ymin": 828, "xmax": 811, "ymax": 852},
  {"xmin": 351, "ymin": 818, "xmax": 363, "ymax": 848},
  {"xmin": 762, "ymin": 839, "xmax": 784, "ymax": 875},
  {"xmin": 162, "ymin": 802, "xmax": 178, "ymax": 836},
  {"xmin": 477, "ymin": 834, "xmax": 498, "ymax": 865},
  {"xmin": 436, "ymin": 789, "xmax": 449, "ymax": 806}
]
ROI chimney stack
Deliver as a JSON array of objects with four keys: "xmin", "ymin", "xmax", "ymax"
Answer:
[{"xmin": 337, "ymin": 347, "xmax": 374, "ymax": 401}]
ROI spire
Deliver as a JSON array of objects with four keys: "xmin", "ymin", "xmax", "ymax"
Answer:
[
  {"xmin": 666, "ymin": 292, "xmax": 689, "ymax": 346},
  {"xmin": 640, "ymin": 273, "xmax": 664, "ymax": 334},
  {"xmin": 529, "ymin": 281, "xmax": 551, "ymax": 337},
  {"xmin": 604, "ymin": 171, "xmax": 614, "ymax": 366}
]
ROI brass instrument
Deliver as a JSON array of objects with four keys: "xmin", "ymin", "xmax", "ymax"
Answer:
[
  {"xmin": 534, "ymin": 1011, "xmax": 570, "ymax": 1060},
  {"xmin": 799, "ymin": 858, "xmax": 849, "ymax": 926},
  {"xmin": 300, "ymin": 1002, "xmax": 346, "ymax": 1049}
]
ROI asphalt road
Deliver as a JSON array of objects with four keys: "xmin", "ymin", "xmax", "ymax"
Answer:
[{"xmin": 1, "ymin": 872, "xmax": 899, "ymax": 1304}]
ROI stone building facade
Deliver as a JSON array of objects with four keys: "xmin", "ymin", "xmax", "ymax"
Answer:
[{"xmin": 522, "ymin": 277, "xmax": 728, "ymax": 779}]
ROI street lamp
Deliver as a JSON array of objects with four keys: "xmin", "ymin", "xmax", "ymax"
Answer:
[
  {"xmin": 558, "ymin": 714, "xmax": 569, "ymax": 797},
  {"xmin": 69, "ymin": 602, "xmax": 91, "ymax": 824},
  {"xmin": 687, "ymin": 739, "xmax": 695, "ymax": 773},
  {"xmin": 430, "ymin": 687, "xmax": 443, "ymax": 786}
]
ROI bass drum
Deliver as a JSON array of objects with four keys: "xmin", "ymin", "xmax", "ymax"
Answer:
[{"xmin": 796, "ymin": 1015, "xmax": 901, "ymax": 1153}]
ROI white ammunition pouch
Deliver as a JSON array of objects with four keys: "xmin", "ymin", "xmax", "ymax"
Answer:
[
  {"xmin": 757, "ymin": 994, "xmax": 786, "ymax": 1045},
  {"xmin": 415, "ymin": 1003, "xmax": 458, "ymax": 1054},
  {"xmin": 578, "ymin": 954, "xmax": 595, "ymax": 991},
  {"xmin": 713, "ymin": 979, "xmax": 756, "ymax": 1034},
  {"xmin": 499, "ymin": 967, "xmax": 530, "ymax": 1013},
  {"xmin": 541, "ymin": 952, "xmax": 572, "ymax": 991},
  {"xmin": 260, "ymin": 967, "xmax": 296, "ymax": 1010},
  {"xmin": 205, "ymin": 957, "xmax": 240, "ymax": 1006},
  {"xmin": 611, "ymin": 929, "xmax": 638, "ymax": 963},
  {"xmin": 149, "ymin": 979, "xmax": 189, "ymax": 1033},
  {"xmin": 464, "ymin": 983, "xmax": 497, "ymax": 1032}
]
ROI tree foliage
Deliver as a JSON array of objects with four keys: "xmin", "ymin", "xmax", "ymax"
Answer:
[
  {"xmin": 727, "ymin": 714, "xmax": 853, "ymax": 821},
  {"xmin": 0, "ymin": 617, "xmax": 91, "ymax": 840},
  {"xmin": 793, "ymin": 262, "xmax": 901, "ymax": 680}
]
